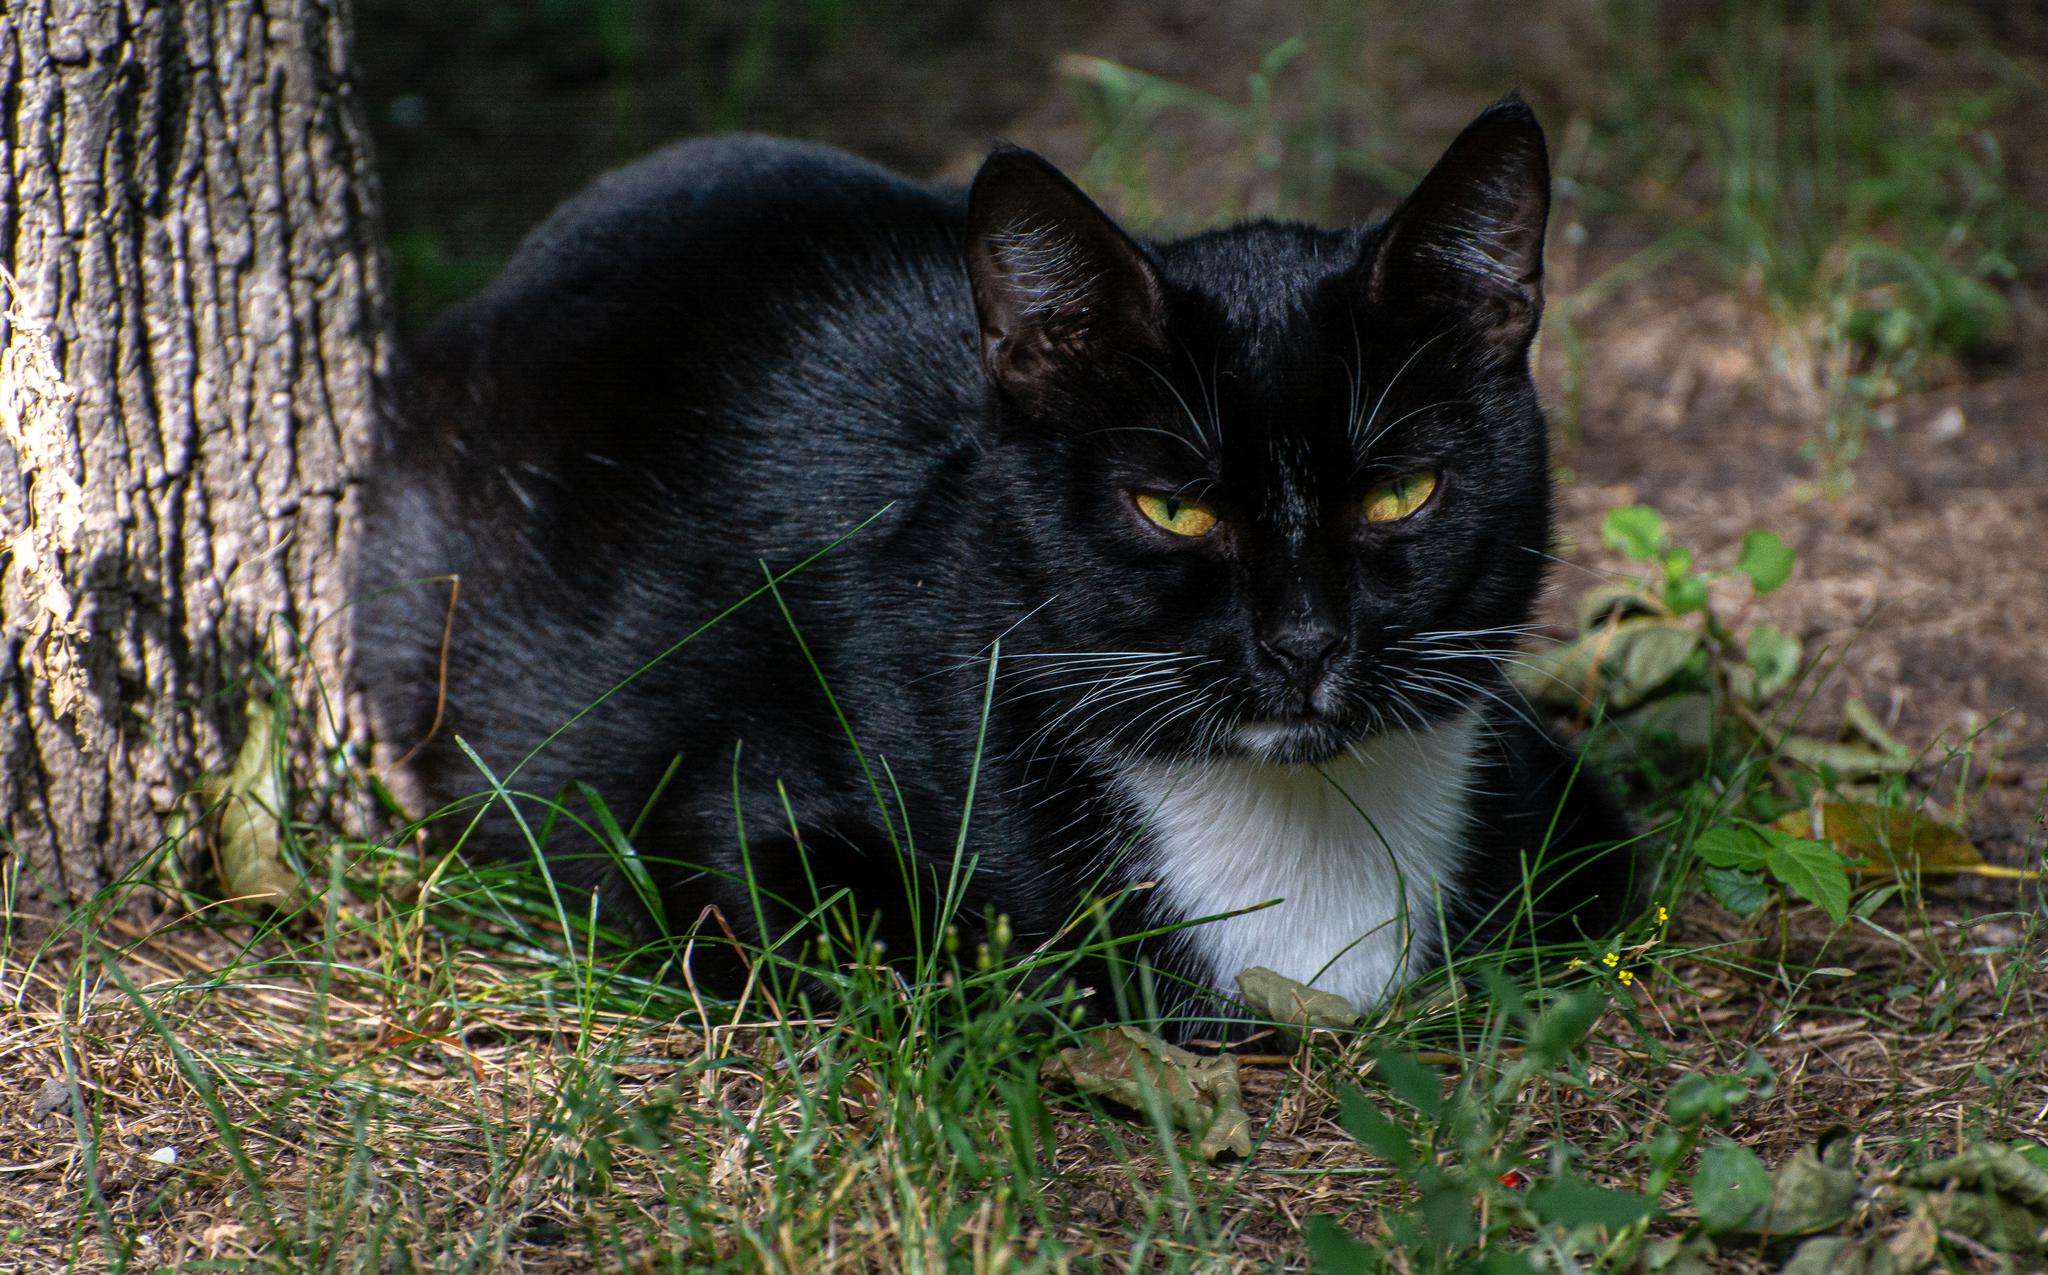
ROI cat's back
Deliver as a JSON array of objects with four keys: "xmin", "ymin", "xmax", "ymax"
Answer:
[
  {"xmin": 371, "ymin": 135, "xmax": 985, "ymax": 561},
  {"xmin": 407, "ymin": 136, "xmax": 973, "ymax": 410},
  {"xmin": 357, "ymin": 138, "xmax": 989, "ymax": 788}
]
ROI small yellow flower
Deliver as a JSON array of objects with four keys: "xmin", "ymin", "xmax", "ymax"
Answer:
[
  {"xmin": 1602, "ymin": 951, "xmax": 1619, "ymax": 968},
  {"xmin": 1656, "ymin": 904, "xmax": 1671, "ymax": 925},
  {"xmin": 1618, "ymin": 969, "xmax": 1635, "ymax": 986},
  {"xmin": 1567, "ymin": 957, "xmax": 1584, "ymax": 970}
]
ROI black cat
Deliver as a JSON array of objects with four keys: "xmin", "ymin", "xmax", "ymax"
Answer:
[{"xmin": 355, "ymin": 94, "xmax": 1636, "ymax": 1020}]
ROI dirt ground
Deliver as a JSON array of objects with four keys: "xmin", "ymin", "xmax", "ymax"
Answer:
[{"xmin": 3, "ymin": 3, "xmax": 2038, "ymax": 1270}]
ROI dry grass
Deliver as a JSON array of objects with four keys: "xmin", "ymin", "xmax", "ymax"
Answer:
[
  {"xmin": 7, "ymin": 1, "xmax": 2046, "ymax": 1270},
  {"xmin": 1, "ymin": 863, "xmax": 2040, "ymax": 1271}
]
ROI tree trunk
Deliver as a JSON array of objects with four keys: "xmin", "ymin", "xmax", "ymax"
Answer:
[{"xmin": 0, "ymin": 0, "xmax": 389, "ymax": 911}]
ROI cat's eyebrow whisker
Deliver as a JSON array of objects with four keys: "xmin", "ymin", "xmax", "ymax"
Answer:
[
  {"xmin": 1085, "ymin": 424, "xmax": 1211, "ymax": 459},
  {"xmin": 1364, "ymin": 397, "xmax": 1470, "ymax": 448},
  {"xmin": 1132, "ymin": 354, "xmax": 1217, "ymax": 458},
  {"xmin": 1201, "ymin": 345, "xmax": 1224, "ymax": 449},
  {"xmin": 1358, "ymin": 327, "xmax": 1452, "ymax": 452},
  {"xmin": 1343, "ymin": 306, "xmax": 1368, "ymax": 447}
]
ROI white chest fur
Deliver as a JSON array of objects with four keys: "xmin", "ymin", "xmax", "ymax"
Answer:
[{"xmin": 1113, "ymin": 712, "xmax": 1482, "ymax": 1010}]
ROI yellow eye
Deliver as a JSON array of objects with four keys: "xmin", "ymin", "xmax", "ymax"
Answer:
[
  {"xmin": 1134, "ymin": 491, "xmax": 1219, "ymax": 537},
  {"xmin": 1362, "ymin": 470, "xmax": 1440, "ymax": 523}
]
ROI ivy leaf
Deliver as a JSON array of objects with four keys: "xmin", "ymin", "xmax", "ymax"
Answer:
[
  {"xmin": 1764, "ymin": 833, "xmax": 1852, "ymax": 925},
  {"xmin": 1602, "ymin": 506, "xmax": 1667, "ymax": 561},
  {"xmin": 1745, "ymin": 624, "xmax": 1803, "ymax": 702},
  {"xmin": 1305, "ymin": 1215, "xmax": 1378, "ymax": 1272},
  {"xmin": 1610, "ymin": 619, "xmax": 1703, "ymax": 707},
  {"xmin": 1736, "ymin": 530, "xmax": 1796, "ymax": 593},
  {"xmin": 1704, "ymin": 865, "xmax": 1772, "ymax": 915},
  {"xmin": 1667, "ymin": 1071, "xmax": 1753, "ymax": 1127},
  {"xmin": 1664, "ymin": 571, "xmax": 1709, "ymax": 615},
  {"xmin": 1693, "ymin": 1141, "xmax": 1774, "ymax": 1232},
  {"xmin": 1371, "ymin": 1046, "xmax": 1445, "ymax": 1119},
  {"xmin": 1694, "ymin": 825, "xmax": 1767, "ymax": 870},
  {"xmin": 1337, "ymin": 1085, "xmax": 1416, "ymax": 1170},
  {"xmin": 1529, "ymin": 1175, "xmax": 1658, "ymax": 1230}
]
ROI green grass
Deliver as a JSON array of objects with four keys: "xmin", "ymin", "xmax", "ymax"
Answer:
[
  {"xmin": 1597, "ymin": 0, "xmax": 2032, "ymax": 490},
  {"xmin": 19, "ymin": 559, "xmax": 2040, "ymax": 1272},
  {"xmin": 17, "ymin": 6, "xmax": 2048, "ymax": 1269}
]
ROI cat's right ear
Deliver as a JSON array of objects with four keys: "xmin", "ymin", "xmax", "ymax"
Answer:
[
  {"xmin": 967, "ymin": 146, "xmax": 1167, "ymax": 399},
  {"xmin": 1363, "ymin": 93, "xmax": 1551, "ymax": 361}
]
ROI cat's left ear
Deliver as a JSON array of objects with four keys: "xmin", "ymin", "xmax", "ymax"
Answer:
[
  {"xmin": 967, "ymin": 146, "xmax": 1167, "ymax": 399},
  {"xmin": 1363, "ymin": 93, "xmax": 1550, "ymax": 360}
]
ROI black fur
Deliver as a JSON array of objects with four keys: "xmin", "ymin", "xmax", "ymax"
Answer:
[{"xmin": 355, "ymin": 95, "xmax": 1635, "ymax": 1015}]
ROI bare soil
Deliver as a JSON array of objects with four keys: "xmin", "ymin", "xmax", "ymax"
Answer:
[{"xmin": 4, "ymin": 3, "xmax": 2037, "ymax": 1271}]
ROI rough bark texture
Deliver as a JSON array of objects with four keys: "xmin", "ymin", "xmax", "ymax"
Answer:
[{"xmin": 0, "ymin": 0, "xmax": 389, "ymax": 909}]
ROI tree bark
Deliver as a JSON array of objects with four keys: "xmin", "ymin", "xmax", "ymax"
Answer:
[{"xmin": 1, "ymin": 0, "xmax": 389, "ymax": 910}]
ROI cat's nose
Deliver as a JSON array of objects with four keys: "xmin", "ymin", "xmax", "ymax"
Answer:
[{"xmin": 1259, "ymin": 617, "xmax": 1341, "ymax": 676}]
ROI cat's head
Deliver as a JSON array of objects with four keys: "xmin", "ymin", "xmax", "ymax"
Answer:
[{"xmin": 965, "ymin": 95, "xmax": 1556, "ymax": 766}]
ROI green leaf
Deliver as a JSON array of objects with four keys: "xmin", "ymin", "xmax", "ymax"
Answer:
[
  {"xmin": 1509, "ymin": 617, "xmax": 1698, "ymax": 711},
  {"xmin": 1639, "ymin": 1235, "xmax": 1718, "ymax": 1275},
  {"xmin": 1526, "ymin": 988, "xmax": 1605, "ymax": 1068},
  {"xmin": 1508, "ymin": 637, "xmax": 1594, "ymax": 710},
  {"xmin": 1759, "ymin": 1136, "xmax": 1862, "ymax": 1236},
  {"xmin": 1574, "ymin": 582, "xmax": 1660, "ymax": 634},
  {"xmin": 1419, "ymin": 1181, "xmax": 1478, "ymax": 1249},
  {"xmin": 1305, "ymin": 1215, "xmax": 1377, "ymax": 1272},
  {"xmin": 1371, "ymin": 1046, "xmax": 1444, "ymax": 1118},
  {"xmin": 1737, "ymin": 530, "xmax": 1796, "ymax": 593},
  {"xmin": 1602, "ymin": 692, "xmax": 1715, "ymax": 764},
  {"xmin": 1778, "ymin": 1236, "xmax": 1882, "ymax": 1274},
  {"xmin": 1693, "ymin": 1141, "xmax": 1773, "ymax": 1232},
  {"xmin": 1476, "ymin": 1252, "xmax": 1545, "ymax": 1275},
  {"xmin": 1608, "ymin": 619, "xmax": 1703, "ymax": 708},
  {"xmin": 1703, "ymin": 866, "xmax": 1772, "ymax": 914},
  {"xmin": 1745, "ymin": 624, "xmax": 1803, "ymax": 702},
  {"xmin": 1528, "ymin": 1175, "xmax": 1657, "ymax": 1230},
  {"xmin": 1337, "ymin": 1085, "xmax": 1415, "ymax": 1170},
  {"xmin": 1664, "ymin": 572, "xmax": 1709, "ymax": 615},
  {"xmin": 1667, "ymin": 1071, "xmax": 1751, "ymax": 1128},
  {"xmin": 1764, "ymin": 833, "xmax": 1852, "ymax": 925},
  {"xmin": 1693, "ymin": 825, "xmax": 1768, "ymax": 870},
  {"xmin": 1777, "ymin": 733, "xmax": 1914, "ymax": 776},
  {"xmin": 1602, "ymin": 505, "xmax": 1667, "ymax": 560}
]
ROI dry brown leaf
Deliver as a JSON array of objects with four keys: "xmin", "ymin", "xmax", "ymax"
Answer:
[{"xmin": 1773, "ymin": 801, "xmax": 2042, "ymax": 881}]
